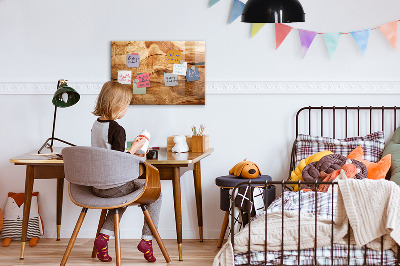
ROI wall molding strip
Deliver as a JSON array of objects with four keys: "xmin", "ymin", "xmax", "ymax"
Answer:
[{"xmin": 0, "ymin": 81, "xmax": 399, "ymax": 95}]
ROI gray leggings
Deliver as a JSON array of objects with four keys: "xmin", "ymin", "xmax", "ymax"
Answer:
[{"xmin": 92, "ymin": 180, "xmax": 162, "ymax": 240}]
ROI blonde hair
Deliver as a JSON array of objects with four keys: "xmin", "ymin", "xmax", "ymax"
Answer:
[{"xmin": 93, "ymin": 81, "xmax": 132, "ymax": 120}]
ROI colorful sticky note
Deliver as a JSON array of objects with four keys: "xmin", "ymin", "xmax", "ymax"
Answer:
[
  {"xmin": 117, "ymin": 70, "xmax": 132, "ymax": 84},
  {"xmin": 166, "ymin": 50, "xmax": 182, "ymax": 64},
  {"xmin": 133, "ymin": 82, "xmax": 146, "ymax": 94},
  {"xmin": 186, "ymin": 67, "xmax": 200, "ymax": 82},
  {"xmin": 173, "ymin": 62, "xmax": 187, "ymax": 76},
  {"xmin": 136, "ymin": 73, "xmax": 151, "ymax": 88},
  {"xmin": 164, "ymin": 73, "xmax": 178, "ymax": 87},
  {"xmin": 126, "ymin": 53, "xmax": 140, "ymax": 67}
]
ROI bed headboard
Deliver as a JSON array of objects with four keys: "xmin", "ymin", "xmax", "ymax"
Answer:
[{"xmin": 290, "ymin": 106, "xmax": 400, "ymax": 179}]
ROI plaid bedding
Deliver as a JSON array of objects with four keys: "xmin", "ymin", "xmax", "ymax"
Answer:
[
  {"xmin": 294, "ymin": 131, "xmax": 385, "ymax": 166},
  {"xmin": 234, "ymin": 191, "xmax": 397, "ymax": 265}
]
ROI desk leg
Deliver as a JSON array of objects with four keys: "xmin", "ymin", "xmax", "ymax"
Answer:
[
  {"xmin": 193, "ymin": 161, "xmax": 203, "ymax": 242},
  {"xmin": 20, "ymin": 165, "xmax": 35, "ymax": 259},
  {"xmin": 56, "ymin": 178, "xmax": 64, "ymax": 241},
  {"xmin": 172, "ymin": 167, "xmax": 183, "ymax": 261}
]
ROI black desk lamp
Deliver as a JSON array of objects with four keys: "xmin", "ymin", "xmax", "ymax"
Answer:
[
  {"xmin": 241, "ymin": 0, "xmax": 305, "ymax": 23},
  {"xmin": 38, "ymin": 79, "xmax": 80, "ymax": 154}
]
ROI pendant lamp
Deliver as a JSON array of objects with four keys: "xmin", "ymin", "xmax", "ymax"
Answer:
[
  {"xmin": 38, "ymin": 79, "xmax": 80, "ymax": 154},
  {"xmin": 241, "ymin": 0, "xmax": 305, "ymax": 23}
]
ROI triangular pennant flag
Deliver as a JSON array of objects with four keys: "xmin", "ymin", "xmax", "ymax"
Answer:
[
  {"xmin": 323, "ymin": 33, "xmax": 341, "ymax": 58},
  {"xmin": 351, "ymin": 29, "xmax": 370, "ymax": 55},
  {"xmin": 275, "ymin": 23, "xmax": 293, "ymax": 49},
  {"xmin": 378, "ymin": 21, "xmax": 398, "ymax": 50},
  {"xmin": 229, "ymin": 0, "xmax": 245, "ymax": 24},
  {"xmin": 298, "ymin": 29, "xmax": 317, "ymax": 58},
  {"xmin": 209, "ymin": 0, "xmax": 220, "ymax": 7},
  {"xmin": 251, "ymin": 23, "xmax": 266, "ymax": 38}
]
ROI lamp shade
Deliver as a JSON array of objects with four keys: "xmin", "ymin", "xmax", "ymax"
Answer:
[
  {"xmin": 52, "ymin": 84, "xmax": 80, "ymax": 108},
  {"xmin": 241, "ymin": 0, "xmax": 305, "ymax": 23}
]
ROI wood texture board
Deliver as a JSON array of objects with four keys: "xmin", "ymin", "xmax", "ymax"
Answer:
[{"xmin": 111, "ymin": 41, "xmax": 205, "ymax": 105}]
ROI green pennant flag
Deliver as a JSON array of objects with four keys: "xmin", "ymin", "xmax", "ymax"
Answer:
[
  {"xmin": 251, "ymin": 23, "xmax": 266, "ymax": 38},
  {"xmin": 209, "ymin": 0, "xmax": 220, "ymax": 7}
]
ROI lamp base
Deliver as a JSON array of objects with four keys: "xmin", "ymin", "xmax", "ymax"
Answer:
[{"xmin": 38, "ymin": 137, "xmax": 76, "ymax": 154}]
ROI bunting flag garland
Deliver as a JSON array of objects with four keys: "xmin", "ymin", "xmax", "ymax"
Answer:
[
  {"xmin": 351, "ymin": 29, "xmax": 370, "ymax": 55},
  {"xmin": 209, "ymin": 0, "xmax": 220, "ymax": 7},
  {"xmin": 229, "ymin": 0, "xmax": 245, "ymax": 24},
  {"xmin": 251, "ymin": 23, "xmax": 266, "ymax": 38},
  {"xmin": 275, "ymin": 23, "xmax": 293, "ymax": 49},
  {"xmin": 323, "ymin": 33, "xmax": 341, "ymax": 58},
  {"xmin": 208, "ymin": 6, "xmax": 400, "ymax": 57},
  {"xmin": 298, "ymin": 30, "xmax": 317, "ymax": 58},
  {"xmin": 378, "ymin": 21, "xmax": 398, "ymax": 50}
]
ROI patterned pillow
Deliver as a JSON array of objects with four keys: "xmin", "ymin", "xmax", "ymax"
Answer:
[{"xmin": 294, "ymin": 131, "xmax": 385, "ymax": 166}]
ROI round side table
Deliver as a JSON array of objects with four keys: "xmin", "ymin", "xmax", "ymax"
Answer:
[{"xmin": 215, "ymin": 175, "xmax": 275, "ymax": 248}]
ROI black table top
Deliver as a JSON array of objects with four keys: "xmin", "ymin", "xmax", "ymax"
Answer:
[{"xmin": 215, "ymin": 175, "xmax": 272, "ymax": 188}]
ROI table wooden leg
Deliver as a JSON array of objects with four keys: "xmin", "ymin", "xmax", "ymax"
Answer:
[
  {"xmin": 172, "ymin": 167, "xmax": 183, "ymax": 261},
  {"xmin": 20, "ymin": 165, "xmax": 35, "ymax": 259},
  {"xmin": 56, "ymin": 178, "xmax": 64, "ymax": 241},
  {"xmin": 193, "ymin": 161, "xmax": 203, "ymax": 242}
]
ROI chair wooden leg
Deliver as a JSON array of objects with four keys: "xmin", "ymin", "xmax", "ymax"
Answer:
[
  {"xmin": 91, "ymin": 209, "xmax": 108, "ymax": 258},
  {"xmin": 141, "ymin": 205, "xmax": 171, "ymax": 263},
  {"xmin": 217, "ymin": 211, "xmax": 230, "ymax": 248},
  {"xmin": 114, "ymin": 210, "xmax": 121, "ymax": 266},
  {"xmin": 60, "ymin": 208, "xmax": 88, "ymax": 266}
]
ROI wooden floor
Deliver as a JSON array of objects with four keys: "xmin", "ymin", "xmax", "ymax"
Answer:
[{"xmin": 0, "ymin": 239, "xmax": 221, "ymax": 265}]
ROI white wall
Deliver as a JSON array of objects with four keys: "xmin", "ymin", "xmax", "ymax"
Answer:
[{"xmin": 1, "ymin": 0, "xmax": 400, "ymax": 240}]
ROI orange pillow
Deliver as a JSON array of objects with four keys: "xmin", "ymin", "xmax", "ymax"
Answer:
[{"xmin": 347, "ymin": 146, "xmax": 391, "ymax": 180}]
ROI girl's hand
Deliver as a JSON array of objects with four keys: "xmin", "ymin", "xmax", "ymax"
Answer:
[{"xmin": 129, "ymin": 137, "xmax": 147, "ymax": 155}]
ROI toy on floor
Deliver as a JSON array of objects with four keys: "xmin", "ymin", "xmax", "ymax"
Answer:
[
  {"xmin": 229, "ymin": 159, "xmax": 261, "ymax": 179},
  {"xmin": 1, "ymin": 192, "xmax": 44, "ymax": 247}
]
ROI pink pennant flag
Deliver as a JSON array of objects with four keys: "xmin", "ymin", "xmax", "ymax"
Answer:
[
  {"xmin": 378, "ymin": 21, "xmax": 398, "ymax": 50},
  {"xmin": 275, "ymin": 23, "xmax": 293, "ymax": 49},
  {"xmin": 298, "ymin": 29, "xmax": 318, "ymax": 58}
]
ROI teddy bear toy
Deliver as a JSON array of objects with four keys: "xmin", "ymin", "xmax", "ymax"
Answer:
[
  {"xmin": 172, "ymin": 135, "xmax": 189, "ymax": 153},
  {"xmin": 1, "ymin": 192, "xmax": 44, "ymax": 247},
  {"xmin": 229, "ymin": 159, "xmax": 261, "ymax": 179}
]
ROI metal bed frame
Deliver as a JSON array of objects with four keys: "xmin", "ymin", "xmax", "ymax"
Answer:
[{"xmin": 230, "ymin": 106, "xmax": 400, "ymax": 266}]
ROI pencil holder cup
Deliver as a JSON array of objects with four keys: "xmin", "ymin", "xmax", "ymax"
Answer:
[{"xmin": 191, "ymin": 135, "xmax": 209, "ymax": 153}]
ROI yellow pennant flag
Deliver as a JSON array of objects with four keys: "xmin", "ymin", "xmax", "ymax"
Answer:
[{"xmin": 251, "ymin": 23, "xmax": 266, "ymax": 38}]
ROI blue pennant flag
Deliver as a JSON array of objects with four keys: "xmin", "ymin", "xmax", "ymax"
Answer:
[
  {"xmin": 229, "ymin": 0, "xmax": 245, "ymax": 24},
  {"xmin": 323, "ymin": 33, "xmax": 341, "ymax": 58},
  {"xmin": 209, "ymin": 0, "xmax": 221, "ymax": 7},
  {"xmin": 351, "ymin": 29, "xmax": 371, "ymax": 55}
]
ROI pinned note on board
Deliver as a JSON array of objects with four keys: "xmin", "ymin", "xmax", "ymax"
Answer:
[
  {"xmin": 133, "ymin": 82, "xmax": 146, "ymax": 94},
  {"xmin": 118, "ymin": 70, "xmax": 132, "ymax": 84},
  {"xmin": 173, "ymin": 62, "xmax": 187, "ymax": 76},
  {"xmin": 166, "ymin": 50, "xmax": 182, "ymax": 64},
  {"xmin": 136, "ymin": 73, "xmax": 151, "ymax": 88},
  {"xmin": 186, "ymin": 67, "xmax": 200, "ymax": 82},
  {"xmin": 126, "ymin": 53, "xmax": 140, "ymax": 67},
  {"xmin": 164, "ymin": 73, "xmax": 178, "ymax": 87}
]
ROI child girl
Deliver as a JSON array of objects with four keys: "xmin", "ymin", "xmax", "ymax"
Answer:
[{"xmin": 91, "ymin": 81, "xmax": 162, "ymax": 263}]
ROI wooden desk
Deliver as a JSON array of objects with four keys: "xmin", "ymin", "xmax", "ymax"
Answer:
[{"xmin": 10, "ymin": 147, "xmax": 213, "ymax": 261}]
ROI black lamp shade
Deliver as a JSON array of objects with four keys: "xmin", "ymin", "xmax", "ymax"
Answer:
[
  {"xmin": 241, "ymin": 0, "xmax": 305, "ymax": 23},
  {"xmin": 52, "ymin": 84, "xmax": 80, "ymax": 108}
]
